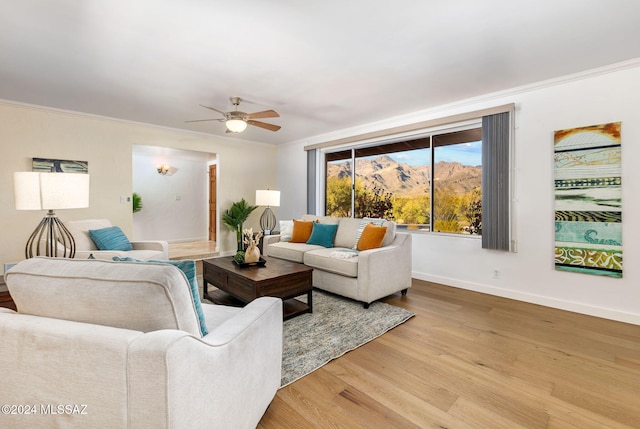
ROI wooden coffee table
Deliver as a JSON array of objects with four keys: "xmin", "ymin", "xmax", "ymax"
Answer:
[{"xmin": 202, "ymin": 256, "xmax": 313, "ymax": 320}]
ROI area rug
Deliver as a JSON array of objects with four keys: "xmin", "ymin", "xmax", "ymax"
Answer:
[{"xmin": 280, "ymin": 290, "xmax": 414, "ymax": 387}]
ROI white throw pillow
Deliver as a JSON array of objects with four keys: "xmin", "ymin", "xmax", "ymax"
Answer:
[{"xmin": 279, "ymin": 220, "xmax": 294, "ymax": 242}]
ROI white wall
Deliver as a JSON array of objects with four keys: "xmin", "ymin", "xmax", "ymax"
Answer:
[
  {"xmin": 276, "ymin": 60, "xmax": 640, "ymax": 325},
  {"xmin": 132, "ymin": 145, "xmax": 213, "ymax": 242},
  {"xmin": 0, "ymin": 102, "xmax": 277, "ymax": 272}
]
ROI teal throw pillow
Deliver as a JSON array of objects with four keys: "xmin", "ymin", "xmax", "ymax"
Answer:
[
  {"xmin": 306, "ymin": 222, "xmax": 338, "ymax": 248},
  {"xmin": 112, "ymin": 257, "xmax": 208, "ymax": 336},
  {"xmin": 89, "ymin": 226, "xmax": 133, "ymax": 251}
]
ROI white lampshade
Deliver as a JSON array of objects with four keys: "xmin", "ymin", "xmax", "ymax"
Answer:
[
  {"xmin": 226, "ymin": 119, "xmax": 248, "ymax": 133},
  {"xmin": 14, "ymin": 172, "xmax": 90, "ymax": 210},
  {"xmin": 256, "ymin": 189, "xmax": 280, "ymax": 207}
]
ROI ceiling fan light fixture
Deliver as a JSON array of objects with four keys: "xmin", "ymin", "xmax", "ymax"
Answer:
[{"xmin": 226, "ymin": 119, "xmax": 247, "ymax": 133}]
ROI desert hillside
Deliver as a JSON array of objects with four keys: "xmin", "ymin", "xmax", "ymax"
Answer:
[{"xmin": 327, "ymin": 155, "xmax": 481, "ymax": 197}]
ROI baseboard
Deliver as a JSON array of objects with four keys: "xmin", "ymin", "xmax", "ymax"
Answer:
[{"xmin": 412, "ymin": 271, "xmax": 640, "ymax": 326}]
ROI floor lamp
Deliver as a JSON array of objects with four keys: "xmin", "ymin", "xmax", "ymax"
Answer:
[
  {"xmin": 14, "ymin": 172, "xmax": 90, "ymax": 259},
  {"xmin": 255, "ymin": 189, "xmax": 280, "ymax": 235}
]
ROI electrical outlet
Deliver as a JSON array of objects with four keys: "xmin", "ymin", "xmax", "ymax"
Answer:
[{"xmin": 4, "ymin": 263, "xmax": 17, "ymax": 277}]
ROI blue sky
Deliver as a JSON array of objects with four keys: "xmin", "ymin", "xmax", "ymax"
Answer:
[{"xmin": 384, "ymin": 141, "xmax": 482, "ymax": 167}]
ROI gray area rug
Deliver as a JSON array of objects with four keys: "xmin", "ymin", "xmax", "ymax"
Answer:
[
  {"xmin": 198, "ymin": 277, "xmax": 414, "ymax": 387},
  {"xmin": 280, "ymin": 289, "xmax": 414, "ymax": 387}
]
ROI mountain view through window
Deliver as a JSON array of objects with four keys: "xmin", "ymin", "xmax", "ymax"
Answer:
[{"xmin": 325, "ymin": 128, "xmax": 482, "ymax": 234}]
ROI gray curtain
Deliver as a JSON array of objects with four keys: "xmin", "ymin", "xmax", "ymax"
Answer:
[
  {"xmin": 307, "ymin": 149, "xmax": 317, "ymax": 214},
  {"xmin": 482, "ymin": 112, "xmax": 511, "ymax": 251}
]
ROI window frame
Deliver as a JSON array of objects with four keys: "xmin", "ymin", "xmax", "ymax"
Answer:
[
  {"xmin": 321, "ymin": 120, "xmax": 483, "ymax": 236},
  {"xmin": 308, "ymin": 104, "xmax": 515, "ymax": 251}
]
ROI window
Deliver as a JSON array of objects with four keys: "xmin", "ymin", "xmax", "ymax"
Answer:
[
  {"xmin": 325, "ymin": 127, "xmax": 483, "ymax": 235},
  {"xmin": 308, "ymin": 105, "xmax": 513, "ymax": 250}
]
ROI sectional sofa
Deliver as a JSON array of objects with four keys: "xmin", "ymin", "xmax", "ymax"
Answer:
[{"xmin": 264, "ymin": 215, "xmax": 412, "ymax": 307}]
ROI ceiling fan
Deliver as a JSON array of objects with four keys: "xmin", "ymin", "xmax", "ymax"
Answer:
[{"xmin": 186, "ymin": 96, "xmax": 281, "ymax": 133}]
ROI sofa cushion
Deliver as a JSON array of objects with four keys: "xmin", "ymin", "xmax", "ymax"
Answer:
[
  {"xmin": 89, "ymin": 226, "xmax": 133, "ymax": 251},
  {"xmin": 113, "ymin": 257, "xmax": 208, "ymax": 336},
  {"xmin": 267, "ymin": 241, "xmax": 324, "ymax": 263},
  {"xmin": 306, "ymin": 222, "xmax": 338, "ymax": 248},
  {"xmin": 356, "ymin": 224, "xmax": 387, "ymax": 250},
  {"xmin": 279, "ymin": 220, "xmax": 294, "ymax": 242},
  {"xmin": 65, "ymin": 218, "xmax": 113, "ymax": 251},
  {"xmin": 5, "ymin": 257, "xmax": 202, "ymax": 337},
  {"xmin": 290, "ymin": 220, "xmax": 315, "ymax": 243},
  {"xmin": 304, "ymin": 248, "xmax": 359, "ymax": 278},
  {"xmin": 334, "ymin": 217, "xmax": 361, "ymax": 248}
]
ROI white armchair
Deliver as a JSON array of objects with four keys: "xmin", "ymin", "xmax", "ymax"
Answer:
[
  {"xmin": 64, "ymin": 218, "xmax": 168, "ymax": 260},
  {"xmin": 1, "ymin": 257, "xmax": 283, "ymax": 429}
]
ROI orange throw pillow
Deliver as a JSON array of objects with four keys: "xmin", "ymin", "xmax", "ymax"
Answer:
[
  {"xmin": 290, "ymin": 220, "xmax": 315, "ymax": 243},
  {"xmin": 356, "ymin": 223, "xmax": 387, "ymax": 251}
]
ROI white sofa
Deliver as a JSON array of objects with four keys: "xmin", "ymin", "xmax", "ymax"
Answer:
[
  {"xmin": 1, "ymin": 257, "xmax": 282, "ymax": 429},
  {"xmin": 264, "ymin": 215, "xmax": 412, "ymax": 307},
  {"xmin": 64, "ymin": 218, "xmax": 169, "ymax": 260}
]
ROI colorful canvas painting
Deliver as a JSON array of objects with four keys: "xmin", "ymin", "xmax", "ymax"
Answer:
[
  {"xmin": 554, "ymin": 122, "xmax": 622, "ymax": 277},
  {"xmin": 33, "ymin": 157, "xmax": 88, "ymax": 173}
]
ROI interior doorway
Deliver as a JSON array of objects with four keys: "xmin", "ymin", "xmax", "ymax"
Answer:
[{"xmin": 209, "ymin": 164, "xmax": 217, "ymax": 241}]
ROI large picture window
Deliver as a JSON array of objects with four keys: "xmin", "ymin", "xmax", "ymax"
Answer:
[
  {"xmin": 308, "ymin": 105, "xmax": 513, "ymax": 250},
  {"xmin": 325, "ymin": 127, "xmax": 482, "ymax": 235}
]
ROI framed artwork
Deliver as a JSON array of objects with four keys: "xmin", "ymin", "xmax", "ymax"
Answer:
[
  {"xmin": 32, "ymin": 158, "xmax": 88, "ymax": 173},
  {"xmin": 554, "ymin": 122, "xmax": 622, "ymax": 277}
]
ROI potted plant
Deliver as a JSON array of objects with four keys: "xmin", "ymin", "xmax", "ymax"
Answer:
[
  {"xmin": 222, "ymin": 198, "xmax": 257, "ymax": 251},
  {"xmin": 132, "ymin": 192, "xmax": 143, "ymax": 213}
]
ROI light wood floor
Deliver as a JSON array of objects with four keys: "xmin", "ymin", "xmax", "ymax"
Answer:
[
  {"xmin": 258, "ymin": 279, "xmax": 640, "ymax": 428},
  {"xmin": 168, "ymin": 240, "xmax": 218, "ymax": 261}
]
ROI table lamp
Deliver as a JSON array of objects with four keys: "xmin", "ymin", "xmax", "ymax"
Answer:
[
  {"xmin": 14, "ymin": 172, "xmax": 90, "ymax": 258},
  {"xmin": 255, "ymin": 189, "xmax": 280, "ymax": 235}
]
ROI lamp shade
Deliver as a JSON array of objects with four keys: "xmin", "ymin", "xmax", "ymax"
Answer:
[
  {"xmin": 14, "ymin": 172, "xmax": 90, "ymax": 210},
  {"xmin": 255, "ymin": 189, "xmax": 280, "ymax": 207},
  {"xmin": 226, "ymin": 119, "xmax": 248, "ymax": 133}
]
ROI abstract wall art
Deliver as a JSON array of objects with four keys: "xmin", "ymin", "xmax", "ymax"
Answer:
[
  {"xmin": 32, "ymin": 157, "xmax": 88, "ymax": 173},
  {"xmin": 554, "ymin": 122, "xmax": 622, "ymax": 277}
]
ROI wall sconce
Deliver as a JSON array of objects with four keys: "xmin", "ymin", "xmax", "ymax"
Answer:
[{"xmin": 157, "ymin": 164, "xmax": 170, "ymax": 175}]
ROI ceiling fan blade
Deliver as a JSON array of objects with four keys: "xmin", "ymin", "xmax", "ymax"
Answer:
[
  {"xmin": 245, "ymin": 109, "xmax": 280, "ymax": 120},
  {"xmin": 185, "ymin": 118, "xmax": 220, "ymax": 123},
  {"xmin": 199, "ymin": 104, "xmax": 227, "ymax": 115},
  {"xmin": 248, "ymin": 120, "xmax": 281, "ymax": 132}
]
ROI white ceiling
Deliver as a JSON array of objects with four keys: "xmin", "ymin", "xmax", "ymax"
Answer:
[{"xmin": 2, "ymin": 0, "xmax": 640, "ymax": 145}]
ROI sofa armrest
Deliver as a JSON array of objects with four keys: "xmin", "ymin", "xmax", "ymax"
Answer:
[
  {"xmin": 356, "ymin": 233, "xmax": 412, "ymax": 302},
  {"xmin": 263, "ymin": 234, "xmax": 282, "ymax": 256},
  {"xmin": 131, "ymin": 240, "xmax": 169, "ymax": 259},
  {"xmin": 127, "ymin": 297, "xmax": 282, "ymax": 429},
  {"xmin": 0, "ymin": 312, "xmax": 143, "ymax": 428}
]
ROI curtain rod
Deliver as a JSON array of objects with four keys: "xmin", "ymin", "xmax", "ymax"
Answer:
[{"xmin": 304, "ymin": 103, "xmax": 515, "ymax": 151}]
